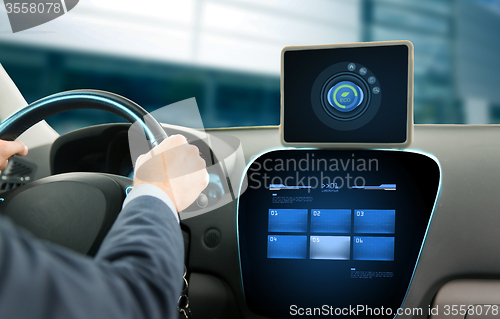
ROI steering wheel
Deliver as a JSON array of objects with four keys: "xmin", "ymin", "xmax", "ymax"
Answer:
[{"xmin": 0, "ymin": 90, "xmax": 168, "ymax": 256}]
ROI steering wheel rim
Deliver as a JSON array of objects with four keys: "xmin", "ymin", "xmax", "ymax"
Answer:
[
  {"xmin": 0, "ymin": 89, "xmax": 168, "ymax": 256},
  {"xmin": 0, "ymin": 89, "xmax": 168, "ymax": 147}
]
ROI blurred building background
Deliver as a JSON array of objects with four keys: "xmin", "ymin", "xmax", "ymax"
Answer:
[{"xmin": 0, "ymin": 0, "xmax": 499, "ymax": 134}]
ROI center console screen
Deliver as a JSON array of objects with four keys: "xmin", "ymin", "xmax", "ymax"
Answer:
[{"xmin": 238, "ymin": 150, "xmax": 440, "ymax": 318}]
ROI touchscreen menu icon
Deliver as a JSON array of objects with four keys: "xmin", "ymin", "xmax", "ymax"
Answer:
[
  {"xmin": 354, "ymin": 209, "xmax": 395, "ymax": 234},
  {"xmin": 311, "ymin": 209, "xmax": 351, "ymax": 233},
  {"xmin": 268, "ymin": 209, "xmax": 308, "ymax": 232},
  {"xmin": 267, "ymin": 235, "xmax": 307, "ymax": 259},
  {"xmin": 310, "ymin": 236, "xmax": 350, "ymax": 260},
  {"xmin": 353, "ymin": 237, "xmax": 395, "ymax": 261}
]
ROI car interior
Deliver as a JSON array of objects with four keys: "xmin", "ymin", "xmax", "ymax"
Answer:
[{"xmin": 0, "ymin": 1, "xmax": 499, "ymax": 319}]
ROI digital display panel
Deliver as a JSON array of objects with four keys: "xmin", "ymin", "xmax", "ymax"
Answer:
[
  {"xmin": 238, "ymin": 150, "xmax": 440, "ymax": 318},
  {"xmin": 268, "ymin": 209, "xmax": 394, "ymax": 261},
  {"xmin": 282, "ymin": 43, "xmax": 412, "ymax": 146}
]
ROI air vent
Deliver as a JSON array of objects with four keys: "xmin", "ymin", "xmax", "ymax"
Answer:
[
  {"xmin": 0, "ymin": 158, "xmax": 36, "ymax": 193},
  {"xmin": 7, "ymin": 160, "xmax": 32, "ymax": 176},
  {"xmin": 0, "ymin": 182, "xmax": 24, "ymax": 191}
]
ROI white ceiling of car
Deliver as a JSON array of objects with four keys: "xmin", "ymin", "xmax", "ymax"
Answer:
[{"xmin": 0, "ymin": 0, "xmax": 360, "ymax": 75}]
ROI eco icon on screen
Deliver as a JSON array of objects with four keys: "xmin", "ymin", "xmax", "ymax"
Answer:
[{"xmin": 327, "ymin": 81, "xmax": 364, "ymax": 112}]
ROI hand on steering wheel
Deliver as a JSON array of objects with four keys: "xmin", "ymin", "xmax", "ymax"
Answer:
[
  {"xmin": 0, "ymin": 140, "xmax": 28, "ymax": 172},
  {"xmin": 134, "ymin": 134, "xmax": 209, "ymax": 212},
  {"xmin": 0, "ymin": 90, "xmax": 186, "ymax": 255}
]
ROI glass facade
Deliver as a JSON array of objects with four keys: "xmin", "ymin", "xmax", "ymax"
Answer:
[{"xmin": 0, "ymin": 0, "xmax": 499, "ymax": 133}]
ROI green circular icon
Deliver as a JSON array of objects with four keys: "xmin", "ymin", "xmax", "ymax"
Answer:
[{"xmin": 327, "ymin": 81, "xmax": 364, "ymax": 112}]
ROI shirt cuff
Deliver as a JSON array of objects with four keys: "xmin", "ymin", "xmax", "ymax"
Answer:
[{"xmin": 122, "ymin": 184, "xmax": 179, "ymax": 223}]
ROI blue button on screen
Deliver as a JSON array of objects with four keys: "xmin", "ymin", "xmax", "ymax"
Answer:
[
  {"xmin": 267, "ymin": 235, "xmax": 307, "ymax": 259},
  {"xmin": 311, "ymin": 209, "xmax": 351, "ymax": 233},
  {"xmin": 327, "ymin": 81, "xmax": 364, "ymax": 112},
  {"xmin": 354, "ymin": 209, "xmax": 395, "ymax": 234},
  {"xmin": 268, "ymin": 209, "xmax": 308, "ymax": 232},
  {"xmin": 310, "ymin": 236, "xmax": 350, "ymax": 260},
  {"xmin": 353, "ymin": 236, "xmax": 394, "ymax": 261}
]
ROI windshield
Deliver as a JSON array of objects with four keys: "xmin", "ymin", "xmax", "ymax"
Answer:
[{"xmin": 0, "ymin": 0, "xmax": 499, "ymax": 134}]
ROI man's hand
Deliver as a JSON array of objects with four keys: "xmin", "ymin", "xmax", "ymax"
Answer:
[
  {"xmin": 133, "ymin": 135, "xmax": 209, "ymax": 212},
  {"xmin": 0, "ymin": 140, "xmax": 28, "ymax": 173}
]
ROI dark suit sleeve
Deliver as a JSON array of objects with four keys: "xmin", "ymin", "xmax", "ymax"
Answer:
[{"xmin": 0, "ymin": 195, "xmax": 184, "ymax": 319}]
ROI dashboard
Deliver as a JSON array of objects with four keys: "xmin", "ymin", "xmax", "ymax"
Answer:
[
  {"xmin": 50, "ymin": 124, "xmax": 229, "ymax": 214},
  {"xmin": 10, "ymin": 124, "xmax": 500, "ymax": 319}
]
